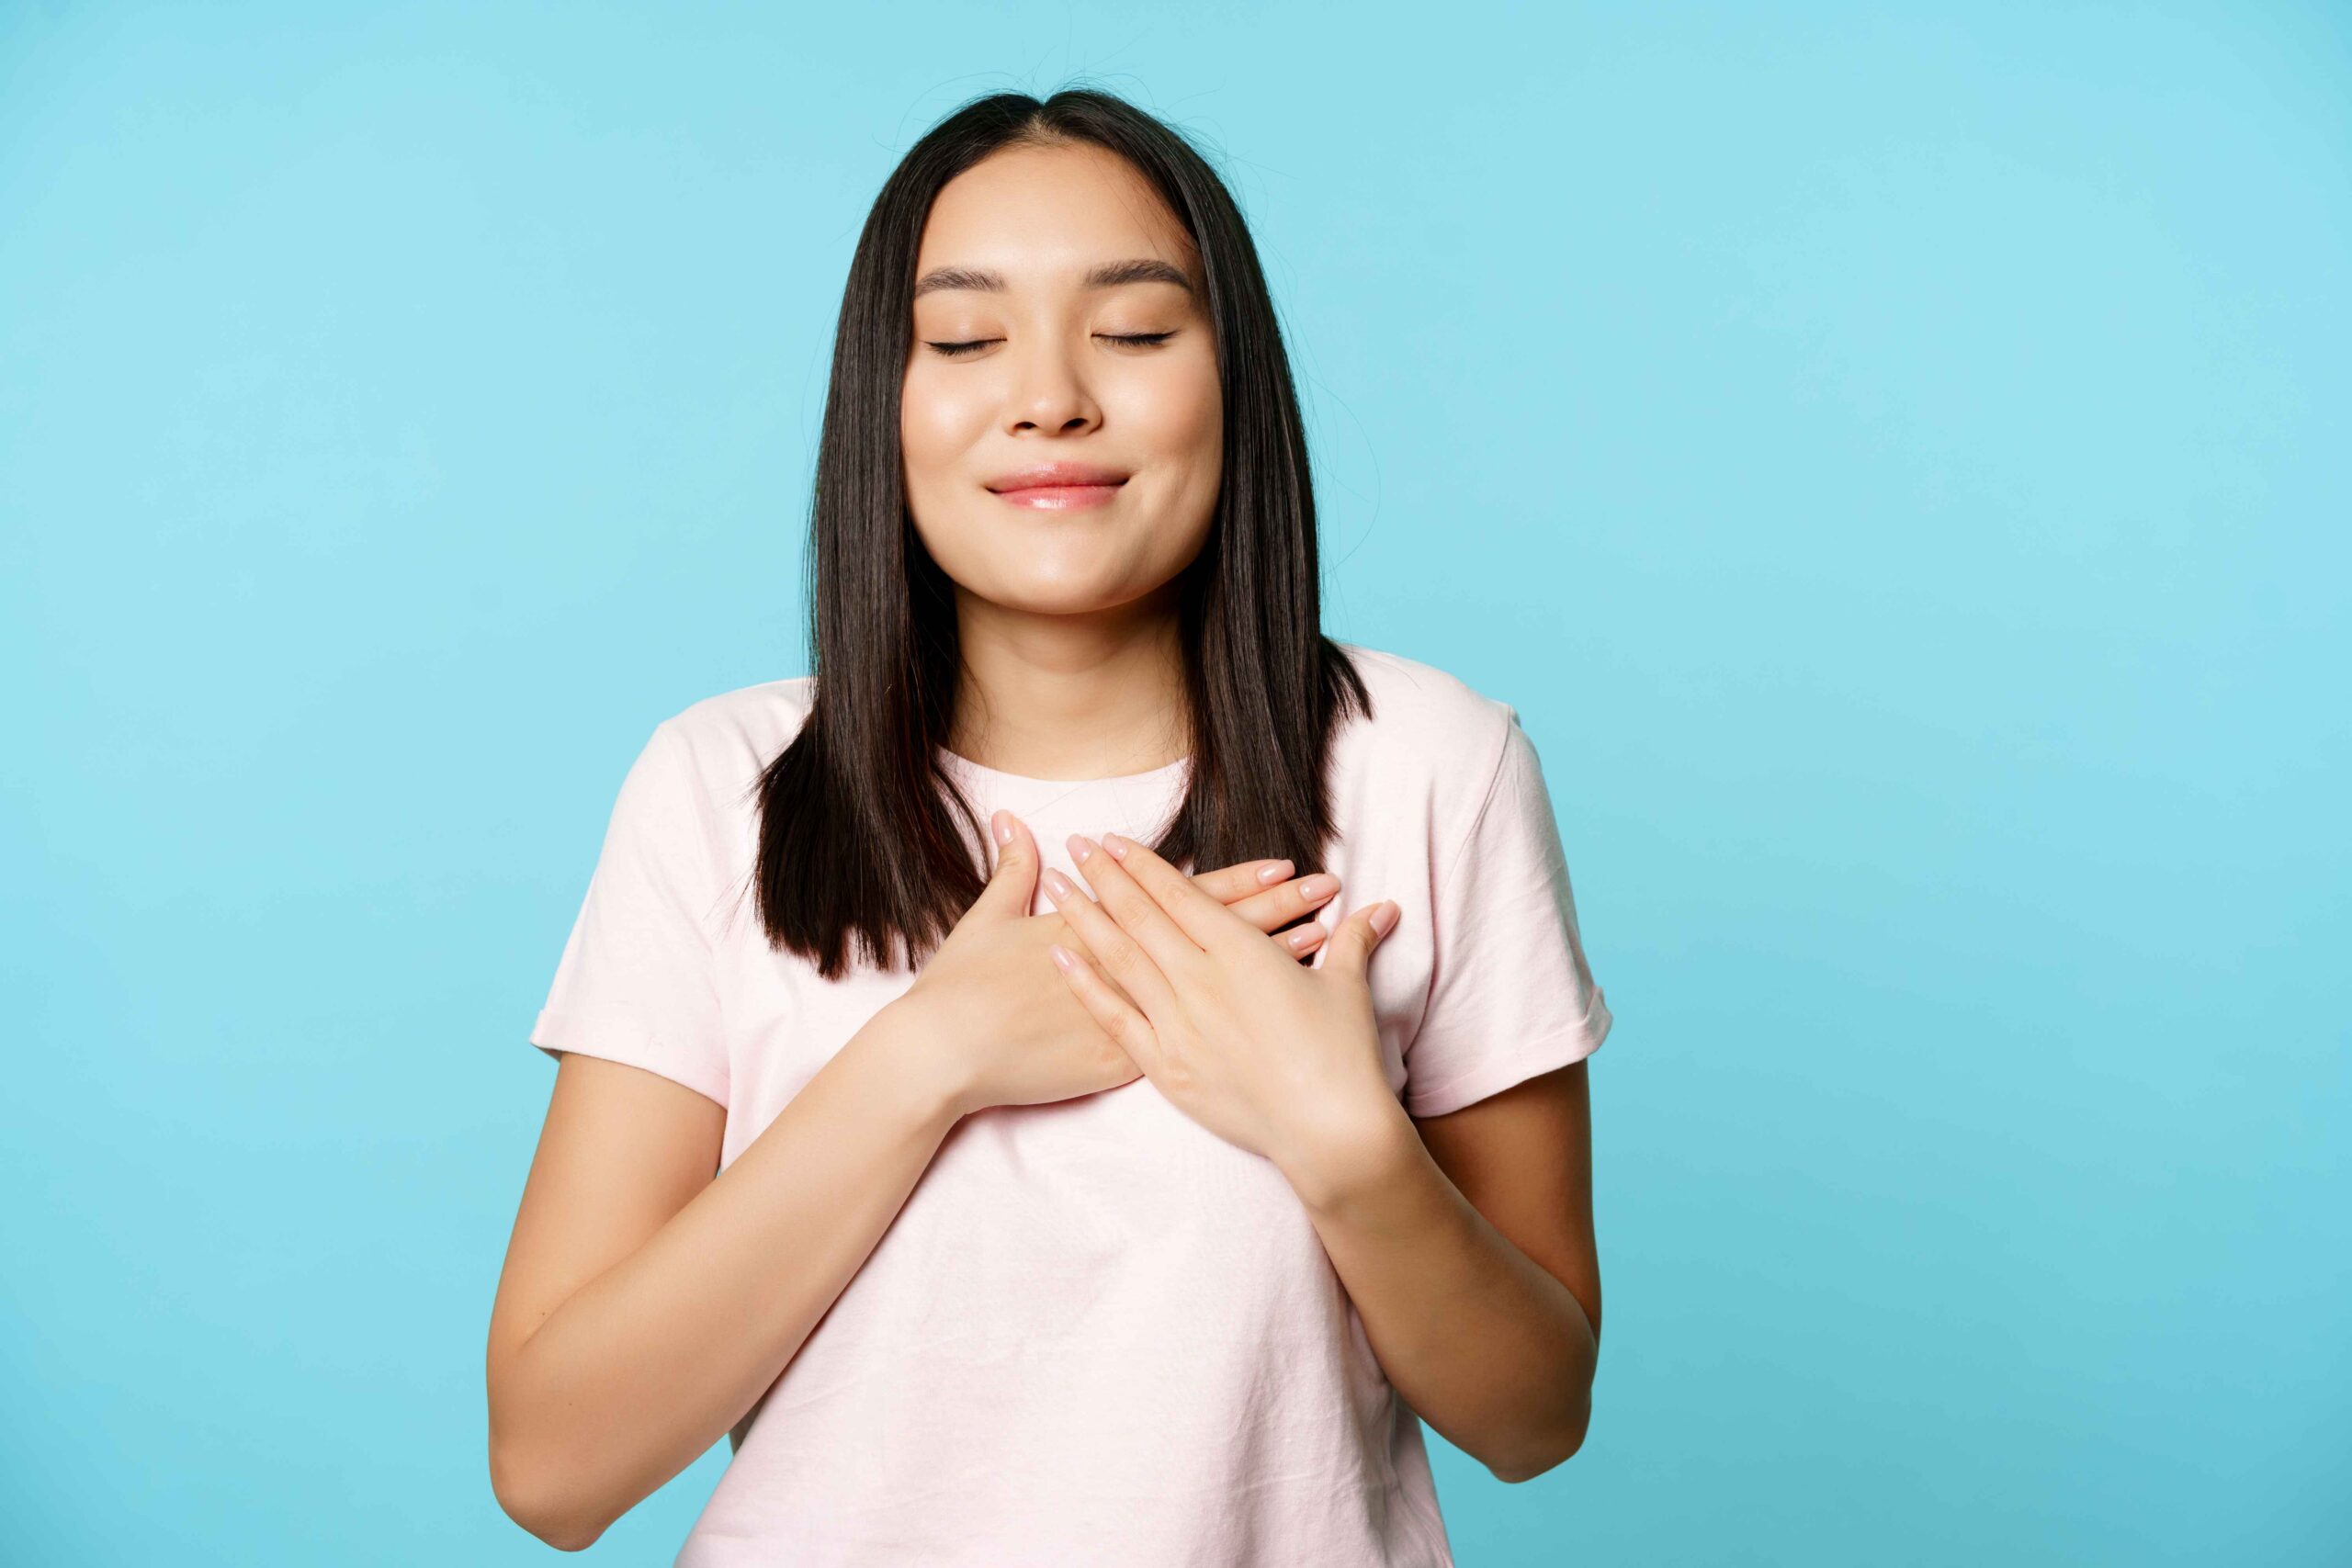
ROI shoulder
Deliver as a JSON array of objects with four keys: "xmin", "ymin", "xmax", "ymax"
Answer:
[
  {"xmin": 1326, "ymin": 639, "xmax": 1523, "ymax": 846},
  {"xmin": 1334, "ymin": 640, "xmax": 1518, "ymax": 767},
  {"xmin": 661, "ymin": 672, "xmax": 815, "ymax": 747},
  {"xmin": 640, "ymin": 673, "xmax": 818, "ymax": 815}
]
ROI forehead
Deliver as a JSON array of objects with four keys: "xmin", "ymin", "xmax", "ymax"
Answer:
[{"xmin": 913, "ymin": 142, "xmax": 1195, "ymax": 287}]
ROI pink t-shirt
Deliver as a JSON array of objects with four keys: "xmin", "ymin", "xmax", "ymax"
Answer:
[{"xmin": 528, "ymin": 641, "xmax": 1613, "ymax": 1567}]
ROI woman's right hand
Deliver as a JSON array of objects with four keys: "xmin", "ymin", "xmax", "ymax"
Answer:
[{"xmin": 891, "ymin": 808, "xmax": 1342, "ymax": 1119}]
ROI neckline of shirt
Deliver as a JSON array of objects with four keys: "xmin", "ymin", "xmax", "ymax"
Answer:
[
  {"xmin": 936, "ymin": 749, "xmax": 1193, "ymax": 824},
  {"xmin": 937, "ymin": 748, "xmax": 1192, "ymax": 791}
]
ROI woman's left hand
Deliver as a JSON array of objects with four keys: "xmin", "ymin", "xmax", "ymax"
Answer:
[{"xmin": 1041, "ymin": 829, "xmax": 1407, "ymax": 1185}]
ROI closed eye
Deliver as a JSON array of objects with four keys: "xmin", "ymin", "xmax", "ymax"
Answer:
[{"xmin": 922, "ymin": 332, "xmax": 1179, "ymax": 359}]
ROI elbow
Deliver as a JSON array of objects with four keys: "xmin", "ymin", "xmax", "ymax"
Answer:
[
  {"xmin": 1487, "ymin": 1433, "xmax": 1585, "ymax": 1485},
  {"xmin": 1486, "ymin": 1394, "xmax": 1593, "ymax": 1485},
  {"xmin": 490, "ymin": 1435, "xmax": 611, "ymax": 1552},
  {"xmin": 488, "ymin": 1345, "xmax": 620, "ymax": 1551},
  {"xmin": 1487, "ymin": 1430, "xmax": 1586, "ymax": 1485}
]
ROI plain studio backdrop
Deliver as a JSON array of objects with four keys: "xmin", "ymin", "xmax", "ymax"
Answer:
[{"xmin": 3, "ymin": 4, "xmax": 2344, "ymax": 1564}]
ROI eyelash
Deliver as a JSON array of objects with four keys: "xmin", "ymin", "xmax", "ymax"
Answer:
[{"xmin": 923, "ymin": 332, "xmax": 1176, "ymax": 359}]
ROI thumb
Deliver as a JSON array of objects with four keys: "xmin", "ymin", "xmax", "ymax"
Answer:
[
  {"xmin": 973, "ymin": 809, "xmax": 1042, "ymax": 918},
  {"xmin": 1321, "ymin": 899, "xmax": 1399, "ymax": 980}
]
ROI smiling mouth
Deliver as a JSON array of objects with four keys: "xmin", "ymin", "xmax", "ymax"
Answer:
[{"xmin": 988, "ymin": 479, "xmax": 1128, "ymax": 511}]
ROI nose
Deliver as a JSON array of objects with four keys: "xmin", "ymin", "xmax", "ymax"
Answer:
[{"xmin": 1001, "ymin": 333, "xmax": 1102, "ymax": 436}]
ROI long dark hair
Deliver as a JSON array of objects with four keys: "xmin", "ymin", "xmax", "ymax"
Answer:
[{"xmin": 754, "ymin": 86, "xmax": 1373, "ymax": 979}]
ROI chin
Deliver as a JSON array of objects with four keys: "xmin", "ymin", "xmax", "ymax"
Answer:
[
  {"xmin": 966, "ymin": 562, "xmax": 1168, "ymax": 616},
  {"xmin": 992, "ymin": 582, "xmax": 1146, "ymax": 617}
]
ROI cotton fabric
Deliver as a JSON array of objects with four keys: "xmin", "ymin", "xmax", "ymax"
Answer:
[{"xmin": 528, "ymin": 641, "xmax": 1612, "ymax": 1567}]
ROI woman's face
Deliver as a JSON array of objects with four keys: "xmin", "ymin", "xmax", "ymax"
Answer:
[{"xmin": 901, "ymin": 141, "xmax": 1223, "ymax": 622}]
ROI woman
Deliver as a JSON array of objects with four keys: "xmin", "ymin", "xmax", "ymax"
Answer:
[{"xmin": 487, "ymin": 87, "xmax": 1613, "ymax": 1566}]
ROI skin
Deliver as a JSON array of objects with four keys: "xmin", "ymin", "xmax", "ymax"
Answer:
[
  {"xmin": 901, "ymin": 139, "xmax": 1221, "ymax": 777},
  {"xmin": 1047, "ymin": 830, "xmax": 1601, "ymax": 1484},
  {"xmin": 485, "ymin": 139, "xmax": 1600, "ymax": 1551},
  {"xmin": 907, "ymin": 137, "xmax": 1601, "ymax": 1481},
  {"xmin": 487, "ymin": 844, "xmax": 1350, "ymax": 1550}
]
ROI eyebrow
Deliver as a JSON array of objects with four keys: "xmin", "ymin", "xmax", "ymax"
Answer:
[{"xmin": 910, "ymin": 256, "xmax": 1196, "ymax": 300}]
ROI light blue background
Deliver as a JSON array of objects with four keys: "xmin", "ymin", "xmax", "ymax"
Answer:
[{"xmin": 5, "ymin": 3, "xmax": 2345, "ymax": 1562}]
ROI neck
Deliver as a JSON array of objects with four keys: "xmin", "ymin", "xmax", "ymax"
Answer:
[{"xmin": 946, "ymin": 587, "xmax": 1191, "ymax": 779}]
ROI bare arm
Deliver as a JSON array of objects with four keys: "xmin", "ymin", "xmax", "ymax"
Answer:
[
  {"xmin": 485, "ymin": 1001, "xmax": 954, "ymax": 1551},
  {"xmin": 1291, "ymin": 1060, "xmax": 1601, "ymax": 1484},
  {"xmin": 485, "ymin": 837, "xmax": 1345, "ymax": 1551}
]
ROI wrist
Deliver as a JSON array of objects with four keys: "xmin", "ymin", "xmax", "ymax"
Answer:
[
  {"xmin": 853, "ymin": 992, "xmax": 973, "ymax": 1130},
  {"xmin": 1277, "ymin": 1093, "xmax": 1420, "ymax": 1216}
]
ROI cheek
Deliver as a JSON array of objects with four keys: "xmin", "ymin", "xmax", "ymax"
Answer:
[
  {"xmin": 1168, "ymin": 359, "xmax": 1225, "ymax": 502},
  {"xmin": 1125, "ymin": 354, "xmax": 1223, "ymax": 468},
  {"xmin": 893, "ymin": 364, "xmax": 997, "ymax": 472},
  {"xmin": 899, "ymin": 372, "xmax": 997, "ymax": 574},
  {"xmin": 1173, "ymin": 348, "xmax": 1224, "ymax": 438},
  {"xmin": 899, "ymin": 369, "xmax": 981, "ymax": 480}
]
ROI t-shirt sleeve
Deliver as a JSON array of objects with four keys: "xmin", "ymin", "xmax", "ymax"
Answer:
[
  {"xmin": 1401, "ymin": 704, "xmax": 1613, "ymax": 1118},
  {"xmin": 527, "ymin": 718, "xmax": 732, "ymax": 1108}
]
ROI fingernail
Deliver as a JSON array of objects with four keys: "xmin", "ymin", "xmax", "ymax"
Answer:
[
  {"xmin": 1066, "ymin": 833, "xmax": 1093, "ymax": 863},
  {"xmin": 1048, "ymin": 943, "xmax": 1076, "ymax": 972},
  {"xmin": 992, "ymin": 810, "xmax": 1013, "ymax": 846},
  {"xmin": 1296, "ymin": 874, "xmax": 1337, "ymax": 902},
  {"xmin": 1258, "ymin": 860, "xmax": 1293, "ymax": 885},
  {"xmin": 1369, "ymin": 901, "xmax": 1399, "ymax": 936},
  {"xmin": 1102, "ymin": 832, "xmax": 1129, "ymax": 861},
  {"xmin": 1043, "ymin": 868, "xmax": 1072, "ymax": 899},
  {"xmin": 1286, "ymin": 925, "xmax": 1317, "ymax": 950}
]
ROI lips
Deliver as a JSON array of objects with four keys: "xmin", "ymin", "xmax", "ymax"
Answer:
[
  {"xmin": 989, "ymin": 480, "xmax": 1125, "ymax": 512},
  {"xmin": 984, "ymin": 462, "xmax": 1132, "ymax": 492},
  {"xmin": 984, "ymin": 463, "xmax": 1131, "ymax": 512}
]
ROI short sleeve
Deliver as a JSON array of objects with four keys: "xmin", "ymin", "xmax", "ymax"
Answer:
[
  {"xmin": 528, "ymin": 719, "xmax": 732, "ymax": 1108},
  {"xmin": 1402, "ymin": 704, "xmax": 1613, "ymax": 1118}
]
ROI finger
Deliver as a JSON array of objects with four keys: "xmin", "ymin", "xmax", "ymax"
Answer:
[
  {"xmin": 1190, "ymin": 857, "xmax": 1295, "ymax": 908},
  {"xmin": 974, "ymin": 810, "xmax": 1041, "ymax": 919},
  {"xmin": 1223, "ymin": 870, "xmax": 1341, "ymax": 936},
  {"xmin": 1276, "ymin": 918, "xmax": 1329, "ymax": 963},
  {"xmin": 1062, "ymin": 832, "xmax": 1217, "ymax": 980},
  {"xmin": 1082, "ymin": 831, "xmax": 1255, "ymax": 967},
  {"xmin": 1039, "ymin": 908, "xmax": 1147, "ymax": 1010},
  {"xmin": 1047, "ymin": 941, "xmax": 1162, "ymax": 1077},
  {"xmin": 1319, "ymin": 898, "xmax": 1400, "ymax": 980},
  {"xmin": 1042, "ymin": 863, "xmax": 1179, "ymax": 1021}
]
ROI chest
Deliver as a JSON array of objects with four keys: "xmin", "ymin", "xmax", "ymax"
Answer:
[{"xmin": 707, "ymin": 778, "xmax": 1444, "ymax": 1169}]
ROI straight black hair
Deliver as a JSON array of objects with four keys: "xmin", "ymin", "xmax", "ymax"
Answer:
[{"xmin": 754, "ymin": 86, "xmax": 1373, "ymax": 979}]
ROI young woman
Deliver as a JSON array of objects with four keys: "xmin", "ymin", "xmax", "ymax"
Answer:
[{"xmin": 486, "ymin": 88, "xmax": 1613, "ymax": 1566}]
